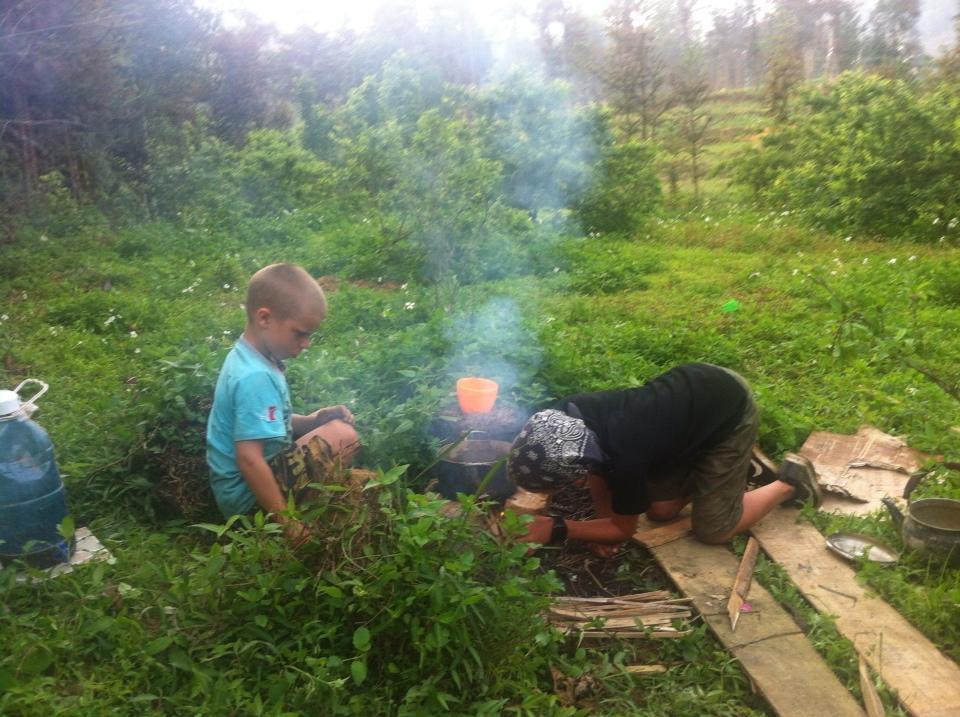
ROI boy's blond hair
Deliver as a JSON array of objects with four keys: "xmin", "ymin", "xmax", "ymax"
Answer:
[{"xmin": 245, "ymin": 263, "xmax": 326, "ymax": 321}]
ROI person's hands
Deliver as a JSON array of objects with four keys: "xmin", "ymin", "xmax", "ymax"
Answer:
[
  {"xmin": 587, "ymin": 541, "xmax": 622, "ymax": 558},
  {"xmin": 311, "ymin": 404, "xmax": 355, "ymax": 427},
  {"xmin": 280, "ymin": 517, "xmax": 313, "ymax": 549},
  {"xmin": 518, "ymin": 515, "xmax": 554, "ymax": 544}
]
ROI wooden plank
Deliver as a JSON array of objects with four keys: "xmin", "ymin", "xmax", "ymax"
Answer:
[
  {"xmin": 727, "ymin": 536, "xmax": 760, "ymax": 631},
  {"xmin": 753, "ymin": 508, "xmax": 960, "ymax": 717},
  {"xmin": 646, "ymin": 531, "xmax": 865, "ymax": 717}
]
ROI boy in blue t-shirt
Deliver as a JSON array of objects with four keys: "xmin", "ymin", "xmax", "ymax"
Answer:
[{"xmin": 207, "ymin": 263, "xmax": 359, "ymax": 544}]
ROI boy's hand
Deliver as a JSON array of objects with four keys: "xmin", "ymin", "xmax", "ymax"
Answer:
[
  {"xmin": 281, "ymin": 518, "xmax": 313, "ymax": 549},
  {"xmin": 310, "ymin": 405, "xmax": 355, "ymax": 427}
]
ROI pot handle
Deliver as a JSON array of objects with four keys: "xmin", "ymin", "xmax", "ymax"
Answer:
[{"xmin": 881, "ymin": 497, "xmax": 905, "ymax": 528}]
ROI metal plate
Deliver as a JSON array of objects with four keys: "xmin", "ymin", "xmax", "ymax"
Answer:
[{"xmin": 826, "ymin": 532, "xmax": 900, "ymax": 565}]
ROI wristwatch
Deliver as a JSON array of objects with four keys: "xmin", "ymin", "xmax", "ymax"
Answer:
[{"xmin": 549, "ymin": 514, "xmax": 568, "ymax": 545}]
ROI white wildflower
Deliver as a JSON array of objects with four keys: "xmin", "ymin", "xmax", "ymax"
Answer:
[
  {"xmin": 888, "ymin": 258, "xmax": 897, "ymax": 265},
  {"xmin": 104, "ymin": 315, "xmax": 117, "ymax": 326},
  {"xmin": 933, "ymin": 217, "xmax": 941, "ymax": 225},
  {"xmin": 862, "ymin": 258, "xmax": 869, "ymax": 265},
  {"xmin": 792, "ymin": 269, "xmax": 799, "ymax": 276},
  {"xmin": 400, "ymin": 283, "xmax": 408, "ymax": 290},
  {"xmin": 553, "ymin": 267, "xmax": 560, "ymax": 273},
  {"xmin": 222, "ymin": 330, "xmax": 230, "ymax": 335},
  {"xmin": 948, "ymin": 218, "xmax": 958, "ymax": 229},
  {"xmin": 0, "ymin": 314, "xmax": 7, "ymax": 321},
  {"xmin": 223, "ymin": 283, "xmax": 230, "ymax": 289},
  {"xmin": 404, "ymin": 302, "xmax": 416, "ymax": 311},
  {"xmin": 908, "ymin": 255, "xmax": 917, "ymax": 262},
  {"xmin": 906, "ymin": 386, "xmax": 917, "ymax": 396},
  {"xmin": 129, "ymin": 331, "xmax": 138, "ymax": 338},
  {"xmin": 134, "ymin": 348, "xmax": 141, "ymax": 354},
  {"xmin": 844, "ymin": 236, "xmax": 852, "ymax": 242},
  {"xmin": 40, "ymin": 234, "xmax": 48, "ymax": 242}
]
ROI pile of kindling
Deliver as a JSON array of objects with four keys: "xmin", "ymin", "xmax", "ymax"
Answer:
[{"xmin": 548, "ymin": 590, "xmax": 693, "ymax": 639}]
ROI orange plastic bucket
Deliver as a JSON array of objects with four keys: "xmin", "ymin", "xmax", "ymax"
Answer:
[{"xmin": 456, "ymin": 377, "xmax": 499, "ymax": 414}]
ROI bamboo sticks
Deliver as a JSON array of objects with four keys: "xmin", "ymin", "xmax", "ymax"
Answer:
[{"xmin": 548, "ymin": 590, "xmax": 693, "ymax": 639}]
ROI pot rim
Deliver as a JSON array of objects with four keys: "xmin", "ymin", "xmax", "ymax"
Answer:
[{"xmin": 908, "ymin": 498, "xmax": 960, "ymax": 533}]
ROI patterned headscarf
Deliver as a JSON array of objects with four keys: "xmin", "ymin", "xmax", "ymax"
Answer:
[{"xmin": 508, "ymin": 409, "xmax": 604, "ymax": 491}]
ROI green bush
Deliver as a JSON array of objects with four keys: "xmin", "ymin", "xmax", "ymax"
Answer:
[
  {"xmin": 564, "ymin": 241, "xmax": 662, "ymax": 295},
  {"xmin": 733, "ymin": 72, "xmax": 960, "ymax": 240},
  {"xmin": 573, "ymin": 140, "xmax": 661, "ymax": 235},
  {"xmin": 0, "ymin": 490, "xmax": 570, "ymax": 716}
]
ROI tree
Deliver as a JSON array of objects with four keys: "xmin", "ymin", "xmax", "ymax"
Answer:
[
  {"xmin": 0, "ymin": 0, "xmax": 216, "ymax": 209},
  {"xmin": 863, "ymin": 0, "xmax": 924, "ymax": 77},
  {"xmin": 599, "ymin": 0, "xmax": 671, "ymax": 141},
  {"xmin": 479, "ymin": 71, "xmax": 592, "ymax": 217},
  {"xmin": 667, "ymin": 48, "xmax": 713, "ymax": 201},
  {"xmin": 534, "ymin": 0, "xmax": 603, "ymax": 100}
]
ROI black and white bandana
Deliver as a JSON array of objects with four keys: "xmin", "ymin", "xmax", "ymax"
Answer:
[{"xmin": 507, "ymin": 409, "xmax": 604, "ymax": 491}]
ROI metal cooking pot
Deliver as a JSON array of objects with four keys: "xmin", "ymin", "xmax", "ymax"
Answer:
[
  {"xmin": 882, "ymin": 496, "xmax": 960, "ymax": 567},
  {"xmin": 435, "ymin": 433, "xmax": 515, "ymax": 502}
]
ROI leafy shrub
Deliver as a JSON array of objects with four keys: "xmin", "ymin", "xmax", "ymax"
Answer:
[
  {"xmin": 122, "ymin": 348, "xmax": 227, "ymax": 520},
  {"xmin": 0, "ymin": 489, "xmax": 569, "ymax": 715},
  {"xmin": 573, "ymin": 140, "xmax": 661, "ymax": 235},
  {"xmin": 478, "ymin": 71, "xmax": 594, "ymax": 216},
  {"xmin": 564, "ymin": 241, "xmax": 662, "ymax": 295},
  {"xmin": 733, "ymin": 72, "xmax": 960, "ymax": 240}
]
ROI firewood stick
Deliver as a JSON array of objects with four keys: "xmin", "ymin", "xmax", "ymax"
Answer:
[
  {"xmin": 859, "ymin": 658, "xmax": 885, "ymax": 717},
  {"xmin": 727, "ymin": 536, "xmax": 760, "ymax": 631},
  {"xmin": 625, "ymin": 665, "xmax": 667, "ymax": 674}
]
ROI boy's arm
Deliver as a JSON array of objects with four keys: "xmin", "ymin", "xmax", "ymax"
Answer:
[
  {"xmin": 234, "ymin": 439, "xmax": 287, "ymax": 514},
  {"xmin": 291, "ymin": 405, "xmax": 355, "ymax": 438},
  {"xmin": 235, "ymin": 440, "xmax": 310, "ymax": 545}
]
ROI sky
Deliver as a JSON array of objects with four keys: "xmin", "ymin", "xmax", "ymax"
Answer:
[{"xmin": 198, "ymin": 0, "xmax": 955, "ymax": 54}]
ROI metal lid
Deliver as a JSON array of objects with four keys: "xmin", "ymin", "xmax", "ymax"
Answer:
[{"xmin": 0, "ymin": 389, "xmax": 20, "ymax": 416}]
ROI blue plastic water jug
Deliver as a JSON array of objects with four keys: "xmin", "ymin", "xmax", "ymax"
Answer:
[{"xmin": 0, "ymin": 379, "xmax": 71, "ymax": 568}]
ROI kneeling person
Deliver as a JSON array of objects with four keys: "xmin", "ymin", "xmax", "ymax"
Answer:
[{"xmin": 507, "ymin": 363, "xmax": 819, "ymax": 551}]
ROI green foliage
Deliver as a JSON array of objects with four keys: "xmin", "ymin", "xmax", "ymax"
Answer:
[
  {"xmin": 0, "ymin": 494, "xmax": 572, "ymax": 715},
  {"xmin": 479, "ymin": 72, "xmax": 594, "ymax": 215},
  {"xmin": 573, "ymin": 140, "xmax": 661, "ymax": 235},
  {"xmin": 564, "ymin": 240, "xmax": 662, "ymax": 295},
  {"xmin": 733, "ymin": 72, "xmax": 960, "ymax": 240}
]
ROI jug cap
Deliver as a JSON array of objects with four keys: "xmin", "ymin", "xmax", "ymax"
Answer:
[
  {"xmin": 0, "ymin": 389, "xmax": 19, "ymax": 416},
  {"xmin": 0, "ymin": 380, "xmax": 48, "ymax": 421}
]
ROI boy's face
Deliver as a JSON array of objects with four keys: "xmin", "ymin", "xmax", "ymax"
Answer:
[{"xmin": 254, "ymin": 303, "xmax": 325, "ymax": 360}]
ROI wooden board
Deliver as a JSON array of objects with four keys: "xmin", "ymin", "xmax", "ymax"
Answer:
[
  {"xmin": 753, "ymin": 508, "xmax": 960, "ymax": 717},
  {"xmin": 644, "ymin": 527, "xmax": 865, "ymax": 717}
]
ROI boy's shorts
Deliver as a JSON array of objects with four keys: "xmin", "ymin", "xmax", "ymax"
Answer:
[
  {"xmin": 265, "ymin": 435, "xmax": 336, "ymax": 509},
  {"xmin": 645, "ymin": 368, "xmax": 758, "ymax": 542}
]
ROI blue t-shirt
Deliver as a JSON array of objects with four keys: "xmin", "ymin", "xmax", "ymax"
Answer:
[{"xmin": 206, "ymin": 337, "xmax": 293, "ymax": 517}]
